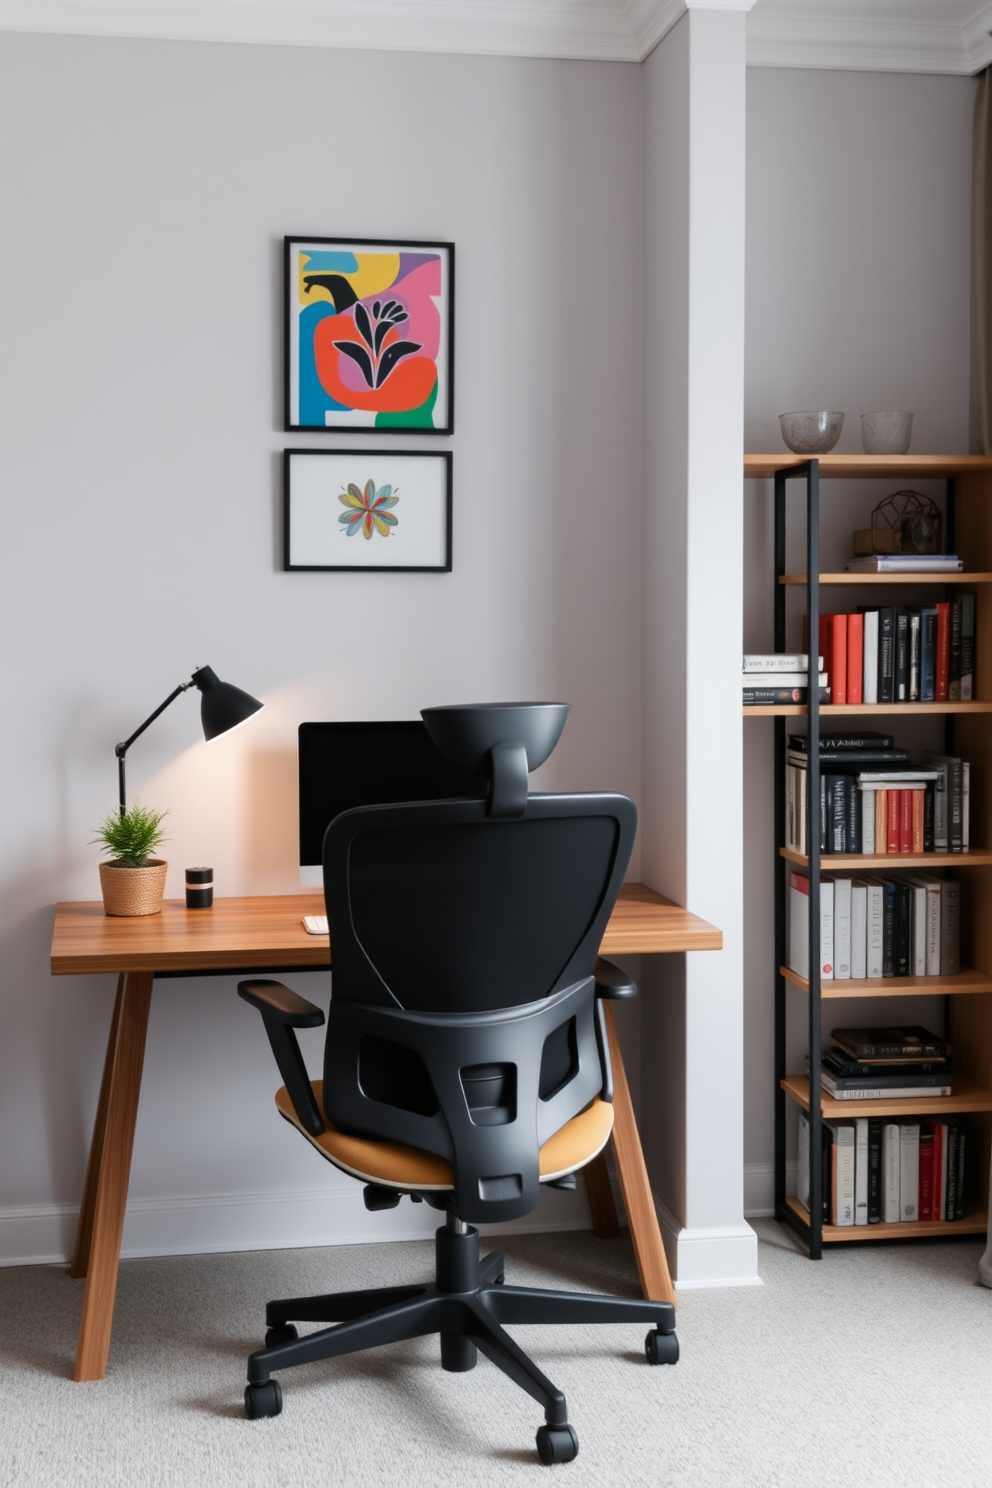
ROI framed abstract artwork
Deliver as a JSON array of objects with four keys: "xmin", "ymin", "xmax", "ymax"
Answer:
[
  {"xmin": 284, "ymin": 449, "xmax": 452, "ymax": 572},
  {"xmin": 284, "ymin": 237, "xmax": 454, "ymax": 433}
]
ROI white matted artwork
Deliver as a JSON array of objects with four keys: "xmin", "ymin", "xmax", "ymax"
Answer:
[{"xmin": 283, "ymin": 449, "xmax": 452, "ymax": 572}]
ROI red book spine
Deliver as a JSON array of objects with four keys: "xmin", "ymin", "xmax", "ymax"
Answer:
[
  {"xmin": 912, "ymin": 789, "xmax": 924, "ymax": 853},
  {"xmin": 830, "ymin": 614, "xmax": 847, "ymax": 705},
  {"xmin": 847, "ymin": 612, "xmax": 864, "ymax": 705},
  {"xmin": 936, "ymin": 601, "xmax": 951, "ymax": 702},
  {"xmin": 899, "ymin": 790, "xmax": 912, "ymax": 852},
  {"xmin": 919, "ymin": 1130, "xmax": 934, "ymax": 1221},
  {"xmin": 930, "ymin": 1122, "xmax": 944, "ymax": 1222},
  {"xmin": 887, "ymin": 791, "xmax": 900, "ymax": 853}
]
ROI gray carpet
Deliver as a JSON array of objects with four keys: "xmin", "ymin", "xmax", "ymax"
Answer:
[{"xmin": 2, "ymin": 1220, "xmax": 992, "ymax": 1487}]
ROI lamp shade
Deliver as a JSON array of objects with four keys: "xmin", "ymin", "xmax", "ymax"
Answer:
[{"xmin": 192, "ymin": 666, "xmax": 264, "ymax": 741}]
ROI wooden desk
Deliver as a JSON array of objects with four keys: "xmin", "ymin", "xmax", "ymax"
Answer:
[{"xmin": 51, "ymin": 885, "xmax": 721, "ymax": 1381}]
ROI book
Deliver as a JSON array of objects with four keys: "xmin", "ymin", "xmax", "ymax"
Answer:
[
  {"xmin": 883, "ymin": 1122, "xmax": 900, "ymax": 1222},
  {"xmin": 894, "ymin": 612, "xmax": 908, "ymax": 702},
  {"xmin": 963, "ymin": 761, "xmax": 970, "ymax": 851},
  {"xmin": 874, "ymin": 790, "xmax": 887, "ymax": 858},
  {"xmin": 788, "ymin": 731, "xmax": 895, "ymax": 752},
  {"xmin": 822, "ymin": 1047, "xmax": 948, "ymax": 1076},
  {"xmin": 886, "ymin": 793, "xmax": 899, "ymax": 856},
  {"xmin": 894, "ymin": 880, "xmax": 911, "ymax": 976},
  {"xmin": 854, "ymin": 1117, "xmax": 869, "ymax": 1225},
  {"xmin": 899, "ymin": 1121, "xmax": 921, "ymax": 1221},
  {"xmin": 949, "ymin": 598, "xmax": 963, "ymax": 701},
  {"xmin": 919, "ymin": 1125, "xmax": 935, "ymax": 1220},
  {"xmin": 827, "ymin": 1121, "xmax": 855, "ymax": 1226},
  {"xmin": 854, "ymin": 768, "xmax": 940, "ymax": 785},
  {"xmin": 878, "ymin": 607, "xmax": 895, "ymax": 703},
  {"xmin": 862, "ymin": 790, "xmax": 875, "ymax": 854},
  {"xmin": 866, "ymin": 882, "xmax": 884, "ymax": 978},
  {"xmin": 786, "ymin": 748, "xmax": 911, "ymax": 768},
  {"xmin": 928, "ymin": 1119, "xmax": 946, "ymax": 1223},
  {"xmin": 907, "ymin": 878, "xmax": 926, "ymax": 975},
  {"xmin": 935, "ymin": 601, "xmax": 951, "ymax": 702},
  {"xmin": 743, "ymin": 654, "xmax": 823, "ymax": 672},
  {"xmin": 863, "ymin": 610, "xmax": 879, "ymax": 706},
  {"xmin": 832, "ymin": 1025, "xmax": 949, "ymax": 1059},
  {"xmin": 848, "ymin": 612, "xmax": 864, "ymax": 705},
  {"xmin": 820, "ymin": 1074, "xmax": 953, "ymax": 1098},
  {"xmin": 820, "ymin": 877, "xmax": 834, "ymax": 979},
  {"xmin": 940, "ymin": 879, "xmax": 961, "ymax": 975},
  {"xmin": 959, "ymin": 593, "xmax": 975, "ymax": 699},
  {"xmin": 788, "ymin": 871, "xmax": 810, "ymax": 979},
  {"xmin": 898, "ymin": 789, "xmax": 911, "ymax": 854},
  {"xmin": 908, "ymin": 610, "xmax": 921, "ymax": 701},
  {"xmin": 850, "ymin": 881, "xmax": 867, "ymax": 978},
  {"xmin": 920, "ymin": 606, "xmax": 937, "ymax": 701},
  {"xmin": 829, "ymin": 614, "xmax": 847, "ymax": 705},
  {"xmin": 741, "ymin": 672, "xmax": 827, "ymax": 688},
  {"xmin": 844, "ymin": 555, "xmax": 964, "ymax": 572},
  {"xmin": 833, "ymin": 877, "xmax": 852, "ymax": 979},
  {"xmin": 743, "ymin": 685, "xmax": 831, "ymax": 705},
  {"xmin": 867, "ymin": 1117, "xmax": 882, "ymax": 1223}
]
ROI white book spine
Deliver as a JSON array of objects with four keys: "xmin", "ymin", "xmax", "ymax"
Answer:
[
  {"xmin": 854, "ymin": 1117, "xmax": 869, "ymax": 1226},
  {"xmin": 830, "ymin": 1123, "xmax": 855, "ymax": 1226},
  {"xmin": 963, "ymin": 761, "xmax": 970, "ymax": 851},
  {"xmin": 926, "ymin": 882, "xmax": 941, "ymax": 976},
  {"xmin": 900, "ymin": 1122, "xmax": 921, "ymax": 1221},
  {"xmin": 743, "ymin": 654, "xmax": 822, "ymax": 672},
  {"xmin": 862, "ymin": 788, "xmax": 875, "ymax": 854},
  {"xmin": 798, "ymin": 769, "xmax": 807, "ymax": 855},
  {"xmin": 833, "ymin": 878, "xmax": 852, "ymax": 979},
  {"xmin": 820, "ymin": 879, "xmax": 834, "ymax": 980},
  {"xmin": 883, "ymin": 1123, "xmax": 901, "ymax": 1222},
  {"xmin": 911, "ymin": 883, "xmax": 927, "ymax": 976},
  {"xmin": 850, "ymin": 884, "xmax": 867, "ymax": 979},
  {"xmin": 866, "ymin": 883, "xmax": 884, "ymax": 978},
  {"xmin": 788, "ymin": 872, "xmax": 810, "ymax": 980},
  {"xmin": 863, "ymin": 611, "xmax": 879, "ymax": 705},
  {"xmin": 786, "ymin": 765, "xmax": 795, "ymax": 851}
]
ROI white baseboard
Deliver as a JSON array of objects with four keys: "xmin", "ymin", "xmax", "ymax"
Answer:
[
  {"xmin": 656, "ymin": 1198, "xmax": 762, "ymax": 1289},
  {"xmin": 0, "ymin": 1175, "xmax": 627, "ymax": 1268},
  {"xmin": 743, "ymin": 1161, "xmax": 797, "ymax": 1219}
]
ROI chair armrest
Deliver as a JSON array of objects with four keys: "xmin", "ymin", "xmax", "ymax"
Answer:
[
  {"xmin": 594, "ymin": 958, "xmax": 637, "ymax": 999},
  {"xmin": 237, "ymin": 979, "xmax": 326, "ymax": 1136}
]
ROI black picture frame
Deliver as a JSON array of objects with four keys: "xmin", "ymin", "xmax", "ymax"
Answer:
[
  {"xmin": 284, "ymin": 236, "xmax": 455, "ymax": 435},
  {"xmin": 283, "ymin": 449, "xmax": 453, "ymax": 573}
]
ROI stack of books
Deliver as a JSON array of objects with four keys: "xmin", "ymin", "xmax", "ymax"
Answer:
[
  {"xmin": 787, "ymin": 870, "xmax": 960, "ymax": 979},
  {"xmin": 844, "ymin": 554, "xmax": 964, "ymax": 574},
  {"xmin": 743, "ymin": 653, "xmax": 827, "ymax": 706},
  {"xmin": 815, "ymin": 1025, "xmax": 952, "ymax": 1099},
  {"xmin": 784, "ymin": 732, "xmax": 970, "ymax": 855},
  {"xmin": 812, "ymin": 595, "xmax": 975, "ymax": 704}
]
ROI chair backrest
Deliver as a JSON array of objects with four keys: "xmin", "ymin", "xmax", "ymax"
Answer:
[{"xmin": 320, "ymin": 789, "xmax": 636, "ymax": 1223}]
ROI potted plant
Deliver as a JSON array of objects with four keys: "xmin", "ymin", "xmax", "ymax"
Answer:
[{"xmin": 92, "ymin": 802, "xmax": 170, "ymax": 916}]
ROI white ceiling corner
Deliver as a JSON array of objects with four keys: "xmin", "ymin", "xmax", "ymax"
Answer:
[{"xmin": 0, "ymin": 0, "xmax": 986, "ymax": 72}]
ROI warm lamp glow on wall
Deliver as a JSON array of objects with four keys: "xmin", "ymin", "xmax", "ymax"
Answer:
[{"xmin": 115, "ymin": 665, "xmax": 264, "ymax": 815}]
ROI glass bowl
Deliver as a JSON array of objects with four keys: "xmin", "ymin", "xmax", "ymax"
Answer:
[
  {"xmin": 861, "ymin": 412, "xmax": 913, "ymax": 455},
  {"xmin": 778, "ymin": 411, "xmax": 845, "ymax": 454}
]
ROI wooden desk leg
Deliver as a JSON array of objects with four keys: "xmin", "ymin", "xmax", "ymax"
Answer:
[
  {"xmin": 582, "ymin": 1152, "xmax": 620, "ymax": 1237},
  {"xmin": 73, "ymin": 971, "xmax": 154, "ymax": 1381},
  {"xmin": 603, "ymin": 1002, "xmax": 676, "ymax": 1307},
  {"xmin": 70, "ymin": 975, "xmax": 125, "ymax": 1279}
]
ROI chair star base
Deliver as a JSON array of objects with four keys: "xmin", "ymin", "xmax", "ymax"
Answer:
[{"xmin": 244, "ymin": 1217, "xmax": 677, "ymax": 1464}]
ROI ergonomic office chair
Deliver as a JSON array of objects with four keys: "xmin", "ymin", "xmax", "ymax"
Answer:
[{"xmin": 238, "ymin": 703, "xmax": 677, "ymax": 1465}]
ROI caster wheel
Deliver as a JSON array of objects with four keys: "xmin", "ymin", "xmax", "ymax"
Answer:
[
  {"xmin": 536, "ymin": 1423, "xmax": 579, "ymax": 1465},
  {"xmin": 265, "ymin": 1324, "xmax": 299, "ymax": 1348},
  {"xmin": 645, "ymin": 1329, "xmax": 679, "ymax": 1365},
  {"xmin": 494, "ymin": 1273, "xmax": 505, "ymax": 1285},
  {"xmin": 244, "ymin": 1379, "xmax": 283, "ymax": 1419}
]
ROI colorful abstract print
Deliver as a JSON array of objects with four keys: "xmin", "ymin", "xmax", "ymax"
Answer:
[{"xmin": 292, "ymin": 245, "xmax": 447, "ymax": 430}]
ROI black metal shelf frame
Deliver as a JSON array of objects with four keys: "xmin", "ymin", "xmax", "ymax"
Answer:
[{"xmin": 770, "ymin": 459, "xmax": 958, "ymax": 1258}]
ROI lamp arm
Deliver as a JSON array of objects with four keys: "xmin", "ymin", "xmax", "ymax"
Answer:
[{"xmin": 115, "ymin": 681, "xmax": 193, "ymax": 816}]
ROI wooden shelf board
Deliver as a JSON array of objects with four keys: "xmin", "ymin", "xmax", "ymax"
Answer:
[
  {"xmin": 779, "ymin": 572, "xmax": 992, "ymax": 586},
  {"xmin": 744, "ymin": 702, "xmax": 992, "ymax": 717},
  {"xmin": 779, "ymin": 846, "xmax": 992, "ymax": 869},
  {"xmin": 744, "ymin": 454, "xmax": 992, "ymax": 480},
  {"xmin": 781, "ymin": 1073, "xmax": 992, "ymax": 1117},
  {"xmin": 783, "ymin": 1195, "xmax": 987, "ymax": 1241},
  {"xmin": 779, "ymin": 965, "xmax": 992, "ymax": 998}
]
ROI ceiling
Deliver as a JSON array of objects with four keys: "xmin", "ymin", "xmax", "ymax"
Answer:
[{"xmin": 0, "ymin": 0, "xmax": 988, "ymax": 73}]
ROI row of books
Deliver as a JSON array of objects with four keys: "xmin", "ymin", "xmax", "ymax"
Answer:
[
  {"xmin": 798, "ymin": 1110, "xmax": 968, "ymax": 1226},
  {"xmin": 787, "ymin": 869, "xmax": 960, "ymax": 980},
  {"xmin": 815, "ymin": 595, "xmax": 975, "ymax": 704},
  {"xmin": 784, "ymin": 732, "xmax": 971, "ymax": 855},
  {"xmin": 811, "ymin": 1024, "xmax": 951, "ymax": 1099},
  {"xmin": 742, "ymin": 654, "xmax": 828, "ymax": 706}
]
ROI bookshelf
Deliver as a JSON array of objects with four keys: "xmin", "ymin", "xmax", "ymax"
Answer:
[{"xmin": 745, "ymin": 452, "xmax": 992, "ymax": 1256}]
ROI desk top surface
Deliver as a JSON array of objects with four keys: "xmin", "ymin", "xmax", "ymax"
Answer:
[{"xmin": 51, "ymin": 883, "xmax": 722, "ymax": 976}]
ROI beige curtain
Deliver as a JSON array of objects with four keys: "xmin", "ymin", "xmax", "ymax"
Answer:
[{"xmin": 971, "ymin": 68, "xmax": 992, "ymax": 454}]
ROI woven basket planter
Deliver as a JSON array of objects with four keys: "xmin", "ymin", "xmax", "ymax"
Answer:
[{"xmin": 99, "ymin": 859, "xmax": 168, "ymax": 916}]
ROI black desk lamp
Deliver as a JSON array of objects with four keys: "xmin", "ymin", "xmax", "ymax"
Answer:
[{"xmin": 115, "ymin": 665, "xmax": 263, "ymax": 816}]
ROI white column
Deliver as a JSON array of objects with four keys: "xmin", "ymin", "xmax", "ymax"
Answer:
[{"xmin": 640, "ymin": 3, "xmax": 758, "ymax": 1287}]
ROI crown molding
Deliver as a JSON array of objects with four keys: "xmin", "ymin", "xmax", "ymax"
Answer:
[
  {"xmin": 0, "ymin": 0, "xmax": 983, "ymax": 72},
  {"xmin": 746, "ymin": 4, "xmax": 992, "ymax": 76}
]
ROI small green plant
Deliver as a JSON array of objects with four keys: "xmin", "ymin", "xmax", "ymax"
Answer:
[{"xmin": 92, "ymin": 801, "xmax": 169, "ymax": 867}]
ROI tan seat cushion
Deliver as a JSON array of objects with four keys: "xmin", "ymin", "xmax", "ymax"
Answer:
[{"xmin": 275, "ymin": 1079, "xmax": 613, "ymax": 1191}]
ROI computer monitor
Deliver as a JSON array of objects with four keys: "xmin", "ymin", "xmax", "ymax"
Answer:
[{"xmin": 298, "ymin": 720, "xmax": 487, "ymax": 886}]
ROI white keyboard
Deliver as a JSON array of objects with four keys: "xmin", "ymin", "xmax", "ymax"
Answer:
[{"xmin": 302, "ymin": 915, "xmax": 329, "ymax": 935}]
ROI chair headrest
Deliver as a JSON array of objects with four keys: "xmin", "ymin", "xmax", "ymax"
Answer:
[{"xmin": 421, "ymin": 702, "xmax": 569, "ymax": 820}]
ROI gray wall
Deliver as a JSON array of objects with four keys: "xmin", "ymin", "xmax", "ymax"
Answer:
[
  {"xmin": 743, "ymin": 66, "xmax": 975, "ymax": 1210},
  {"xmin": 0, "ymin": 33, "xmax": 645, "ymax": 1260}
]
